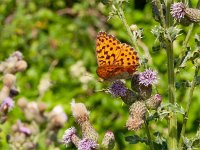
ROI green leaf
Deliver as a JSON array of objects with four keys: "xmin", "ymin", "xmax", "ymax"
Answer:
[{"xmin": 125, "ymin": 135, "xmax": 149, "ymax": 145}]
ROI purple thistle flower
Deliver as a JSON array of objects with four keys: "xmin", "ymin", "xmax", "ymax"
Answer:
[
  {"xmin": 108, "ymin": 80, "xmax": 127, "ymax": 97},
  {"xmin": 62, "ymin": 127, "xmax": 77, "ymax": 144},
  {"xmin": 0, "ymin": 97, "xmax": 14, "ymax": 111},
  {"xmin": 78, "ymin": 138, "xmax": 98, "ymax": 150},
  {"xmin": 19, "ymin": 126, "xmax": 31, "ymax": 135},
  {"xmin": 138, "ymin": 69, "xmax": 158, "ymax": 86},
  {"xmin": 170, "ymin": 2, "xmax": 186, "ymax": 21}
]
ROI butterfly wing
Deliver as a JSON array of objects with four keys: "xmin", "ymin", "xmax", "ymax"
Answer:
[
  {"xmin": 96, "ymin": 31, "xmax": 121, "ymax": 66},
  {"xmin": 96, "ymin": 31, "xmax": 139, "ymax": 80}
]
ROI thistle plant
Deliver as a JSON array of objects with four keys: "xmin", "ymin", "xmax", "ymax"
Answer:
[
  {"xmin": 0, "ymin": 52, "xmax": 69, "ymax": 149},
  {"xmin": 0, "ymin": 51, "xmax": 27, "ymax": 123},
  {"xmin": 62, "ymin": 101, "xmax": 115, "ymax": 150},
  {"xmin": 1, "ymin": 0, "xmax": 200, "ymax": 150},
  {"xmin": 64, "ymin": 0, "xmax": 200, "ymax": 150}
]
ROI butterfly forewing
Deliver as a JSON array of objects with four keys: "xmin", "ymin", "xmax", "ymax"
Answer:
[
  {"xmin": 96, "ymin": 32, "xmax": 121, "ymax": 66},
  {"xmin": 96, "ymin": 31, "xmax": 139, "ymax": 81}
]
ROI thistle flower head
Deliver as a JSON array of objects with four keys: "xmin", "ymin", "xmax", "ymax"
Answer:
[
  {"xmin": 1, "ymin": 97, "xmax": 14, "ymax": 111},
  {"xmin": 62, "ymin": 127, "xmax": 77, "ymax": 144},
  {"xmin": 78, "ymin": 138, "xmax": 98, "ymax": 150},
  {"xmin": 108, "ymin": 80, "xmax": 127, "ymax": 97},
  {"xmin": 19, "ymin": 126, "xmax": 31, "ymax": 135},
  {"xmin": 170, "ymin": 2, "xmax": 186, "ymax": 21},
  {"xmin": 138, "ymin": 69, "xmax": 158, "ymax": 86}
]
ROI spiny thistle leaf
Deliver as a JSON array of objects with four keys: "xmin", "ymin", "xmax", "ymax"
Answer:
[{"xmin": 125, "ymin": 135, "xmax": 149, "ymax": 145}]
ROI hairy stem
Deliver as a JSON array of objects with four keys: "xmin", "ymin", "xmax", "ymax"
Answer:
[
  {"xmin": 144, "ymin": 118, "xmax": 154, "ymax": 150},
  {"xmin": 117, "ymin": 6, "xmax": 141, "ymax": 53},
  {"xmin": 165, "ymin": 0, "xmax": 173, "ymax": 27},
  {"xmin": 154, "ymin": 0, "xmax": 166, "ymax": 27},
  {"xmin": 178, "ymin": 67, "xmax": 199, "ymax": 149},
  {"xmin": 166, "ymin": 41, "xmax": 177, "ymax": 150},
  {"xmin": 164, "ymin": 0, "xmax": 178, "ymax": 149}
]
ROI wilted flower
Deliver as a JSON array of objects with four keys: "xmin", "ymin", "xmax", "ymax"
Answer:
[
  {"xmin": 170, "ymin": 2, "xmax": 186, "ymax": 21},
  {"xmin": 62, "ymin": 127, "xmax": 77, "ymax": 144},
  {"xmin": 138, "ymin": 69, "xmax": 158, "ymax": 86},
  {"xmin": 108, "ymin": 80, "xmax": 127, "ymax": 97},
  {"xmin": 78, "ymin": 138, "xmax": 98, "ymax": 150}
]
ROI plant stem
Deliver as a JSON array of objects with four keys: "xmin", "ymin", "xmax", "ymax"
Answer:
[
  {"xmin": 144, "ymin": 118, "xmax": 154, "ymax": 150},
  {"xmin": 178, "ymin": 67, "xmax": 199, "ymax": 149},
  {"xmin": 165, "ymin": 0, "xmax": 173, "ymax": 27},
  {"xmin": 166, "ymin": 41, "xmax": 177, "ymax": 150},
  {"xmin": 154, "ymin": 0, "xmax": 166, "ymax": 28},
  {"xmin": 164, "ymin": 0, "xmax": 178, "ymax": 149},
  {"xmin": 117, "ymin": 6, "xmax": 141, "ymax": 53}
]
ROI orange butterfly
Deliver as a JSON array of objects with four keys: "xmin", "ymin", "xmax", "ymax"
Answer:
[{"xmin": 96, "ymin": 31, "xmax": 139, "ymax": 81}]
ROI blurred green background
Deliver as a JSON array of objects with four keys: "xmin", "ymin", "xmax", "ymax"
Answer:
[{"xmin": 0, "ymin": 0, "xmax": 200, "ymax": 149}]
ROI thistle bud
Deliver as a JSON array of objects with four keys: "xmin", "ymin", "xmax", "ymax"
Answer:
[
  {"xmin": 129, "ymin": 101, "xmax": 147, "ymax": 119},
  {"xmin": 131, "ymin": 74, "xmax": 140, "ymax": 92},
  {"xmin": 170, "ymin": 2, "xmax": 200, "ymax": 24},
  {"xmin": 15, "ymin": 60, "xmax": 27, "ymax": 72},
  {"xmin": 185, "ymin": 7, "xmax": 200, "ymax": 22},
  {"xmin": 126, "ymin": 101, "xmax": 147, "ymax": 131},
  {"xmin": 3, "ymin": 74, "xmax": 16, "ymax": 88},
  {"xmin": 102, "ymin": 131, "xmax": 115, "ymax": 150},
  {"xmin": 126, "ymin": 116, "xmax": 144, "ymax": 131},
  {"xmin": 71, "ymin": 101, "xmax": 99, "ymax": 142},
  {"xmin": 146, "ymin": 94, "xmax": 162, "ymax": 110},
  {"xmin": 121, "ymin": 89, "xmax": 138, "ymax": 105}
]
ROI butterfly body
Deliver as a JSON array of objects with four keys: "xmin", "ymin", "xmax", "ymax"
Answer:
[{"xmin": 96, "ymin": 31, "xmax": 139, "ymax": 81}]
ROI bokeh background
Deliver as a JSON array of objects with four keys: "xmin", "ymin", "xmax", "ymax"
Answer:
[{"xmin": 0, "ymin": 0, "xmax": 200, "ymax": 149}]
